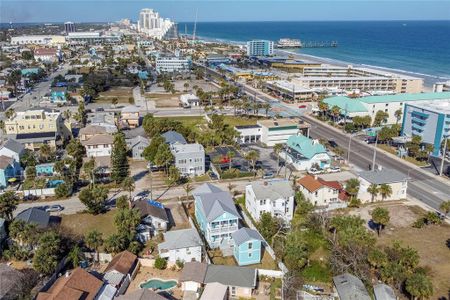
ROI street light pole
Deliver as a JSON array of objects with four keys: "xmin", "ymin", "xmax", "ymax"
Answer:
[
  {"xmin": 372, "ymin": 133, "xmax": 378, "ymax": 171},
  {"xmin": 347, "ymin": 134, "xmax": 353, "ymax": 164},
  {"xmin": 439, "ymin": 137, "xmax": 448, "ymax": 176}
]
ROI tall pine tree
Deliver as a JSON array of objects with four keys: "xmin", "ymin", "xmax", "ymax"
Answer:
[{"xmin": 111, "ymin": 132, "xmax": 129, "ymax": 183}]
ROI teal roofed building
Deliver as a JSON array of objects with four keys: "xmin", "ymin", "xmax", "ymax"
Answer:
[
  {"xmin": 21, "ymin": 68, "xmax": 41, "ymax": 76},
  {"xmin": 323, "ymin": 92, "xmax": 450, "ymax": 125},
  {"xmin": 283, "ymin": 135, "xmax": 331, "ymax": 171}
]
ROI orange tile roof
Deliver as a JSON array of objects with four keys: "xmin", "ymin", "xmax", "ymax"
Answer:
[{"xmin": 297, "ymin": 175, "xmax": 342, "ymax": 192}]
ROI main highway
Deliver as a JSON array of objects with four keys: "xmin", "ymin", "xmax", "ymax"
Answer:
[{"xmin": 197, "ymin": 62, "xmax": 450, "ymax": 211}]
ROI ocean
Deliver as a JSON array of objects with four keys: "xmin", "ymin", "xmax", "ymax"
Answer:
[{"xmin": 178, "ymin": 21, "xmax": 450, "ymax": 82}]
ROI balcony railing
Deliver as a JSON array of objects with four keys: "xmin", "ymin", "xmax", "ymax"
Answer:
[{"xmin": 208, "ymin": 225, "xmax": 238, "ymax": 234}]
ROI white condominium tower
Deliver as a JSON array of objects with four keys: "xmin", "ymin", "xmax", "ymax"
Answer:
[{"xmin": 138, "ymin": 8, "xmax": 175, "ymax": 39}]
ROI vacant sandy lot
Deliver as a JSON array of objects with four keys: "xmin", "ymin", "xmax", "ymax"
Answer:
[{"xmin": 351, "ymin": 202, "xmax": 450, "ymax": 299}]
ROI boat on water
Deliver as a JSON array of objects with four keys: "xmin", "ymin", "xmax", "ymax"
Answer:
[{"xmin": 276, "ymin": 38, "xmax": 302, "ymax": 48}]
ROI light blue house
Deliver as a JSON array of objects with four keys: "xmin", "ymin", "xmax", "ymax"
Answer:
[
  {"xmin": 283, "ymin": 135, "xmax": 331, "ymax": 171},
  {"xmin": 0, "ymin": 156, "xmax": 20, "ymax": 188},
  {"xmin": 36, "ymin": 163, "xmax": 55, "ymax": 176},
  {"xmin": 193, "ymin": 183, "xmax": 241, "ymax": 250},
  {"xmin": 232, "ymin": 228, "xmax": 263, "ymax": 266},
  {"xmin": 50, "ymin": 87, "xmax": 67, "ymax": 103}
]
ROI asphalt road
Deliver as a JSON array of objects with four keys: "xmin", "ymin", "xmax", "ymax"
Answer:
[{"xmin": 304, "ymin": 115, "xmax": 450, "ymax": 210}]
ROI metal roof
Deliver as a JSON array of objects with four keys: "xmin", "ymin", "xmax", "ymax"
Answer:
[
  {"xmin": 205, "ymin": 264, "xmax": 257, "ymax": 288},
  {"xmin": 2, "ymin": 139, "xmax": 24, "ymax": 154},
  {"xmin": 358, "ymin": 169, "xmax": 408, "ymax": 184},
  {"xmin": 249, "ymin": 180, "xmax": 295, "ymax": 200},
  {"xmin": 15, "ymin": 207, "xmax": 49, "ymax": 228},
  {"xmin": 333, "ymin": 273, "xmax": 371, "ymax": 300},
  {"xmin": 232, "ymin": 228, "xmax": 263, "ymax": 246},
  {"xmin": 196, "ymin": 191, "xmax": 240, "ymax": 222},
  {"xmin": 162, "ymin": 131, "xmax": 186, "ymax": 145},
  {"xmin": 373, "ymin": 284, "xmax": 396, "ymax": 300},
  {"xmin": 158, "ymin": 228, "xmax": 202, "ymax": 251},
  {"xmin": 192, "ymin": 183, "xmax": 223, "ymax": 196}
]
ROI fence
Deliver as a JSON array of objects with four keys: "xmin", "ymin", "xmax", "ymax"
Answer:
[
  {"xmin": 240, "ymin": 207, "xmax": 289, "ymax": 274},
  {"xmin": 83, "ymin": 252, "xmax": 112, "ymax": 263},
  {"xmin": 138, "ymin": 258, "xmax": 155, "ymax": 267},
  {"xmin": 257, "ymin": 269, "xmax": 284, "ymax": 278},
  {"xmin": 22, "ymin": 188, "xmax": 56, "ymax": 197}
]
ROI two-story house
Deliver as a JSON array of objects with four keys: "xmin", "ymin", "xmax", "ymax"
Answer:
[
  {"xmin": 245, "ymin": 180, "xmax": 295, "ymax": 223},
  {"xmin": 193, "ymin": 183, "xmax": 241, "ymax": 250},
  {"xmin": 81, "ymin": 134, "xmax": 113, "ymax": 158},
  {"xmin": 231, "ymin": 228, "xmax": 263, "ymax": 266},
  {"xmin": 297, "ymin": 175, "xmax": 348, "ymax": 210},
  {"xmin": 158, "ymin": 228, "xmax": 203, "ymax": 264},
  {"xmin": 120, "ymin": 106, "xmax": 140, "ymax": 129},
  {"xmin": 283, "ymin": 135, "xmax": 331, "ymax": 171}
]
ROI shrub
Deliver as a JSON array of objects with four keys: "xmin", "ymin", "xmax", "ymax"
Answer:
[
  {"xmin": 154, "ymin": 257, "xmax": 167, "ymax": 270},
  {"xmin": 55, "ymin": 182, "xmax": 72, "ymax": 198},
  {"xmin": 413, "ymin": 217, "xmax": 426, "ymax": 228},
  {"xmin": 176, "ymin": 259, "xmax": 184, "ymax": 269},
  {"xmin": 348, "ymin": 198, "xmax": 362, "ymax": 208}
]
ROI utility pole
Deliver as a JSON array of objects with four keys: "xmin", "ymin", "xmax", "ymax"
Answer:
[
  {"xmin": 347, "ymin": 134, "xmax": 353, "ymax": 164},
  {"xmin": 439, "ymin": 137, "xmax": 448, "ymax": 176},
  {"xmin": 372, "ymin": 133, "xmax": 378, "ymax": 171}
]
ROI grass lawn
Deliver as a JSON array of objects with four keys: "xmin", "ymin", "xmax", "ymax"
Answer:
[
  {"xmin": 60, "ymin": 210, "xmax": 117, "ymax": 239},
  {"xmin": 97, "ymin": 87, "xmax": 133, "ymax": 103},
  {"xmin": 210, "ymin": 249, "xmax": 279, "ymax": 270},
  {"xmin": 301, "ymin": 260, "xmax": 332, "ymax": 283},
  {"xmin": 377, "ymin": 222, "xmax": 450, "ymax": 298},
  {"xmin": 192, "ymin": 173, "xmax": 210, "ymax": 182}
]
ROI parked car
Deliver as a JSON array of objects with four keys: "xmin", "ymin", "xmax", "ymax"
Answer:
[
  {"xmin": 307, "ymin": 168, "xmax": 323, "ymax": 175},
  {"xmin": 263, "ymin": 172, "xmax": 274, "ymax": 179},
  {"xmin": 328, "ymin": 139, "xmax": 338, "ymax": 148},
  {"xmin": 298, "ymin": 104, "xmax": 307, "ymax": 109},
  {"xmin": 328, "ymin": 166, "xmax": 341, "ymax": 173},
  {"xmin": 45, "ymin": 205, "xmax": 64, "ymax": 212},
  {"xmin": 364, "ymin": 136, "xmax": 377, "ymax": 144},
  {"xmin": 209, "ymin": 172, "xmax": 219, "ymax": 180}
]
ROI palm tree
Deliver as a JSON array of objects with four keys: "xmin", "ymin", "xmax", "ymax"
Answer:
[
  {"xmin": 121, "ymin": 177, "xmax": 136, "ymax": 201},
  {"xmin": 273, "ymin": 144, "xmax": 284, "ymax": 175},
  {"xmin": 331, "ymin": 105, "xmax": 341, "ymax": 123},
  {"xmin": 394, "ymin": 109, "xmax": 402, "ymax": 124},
  {"xmin": 5, "ymin": 108, "xmax": 15, "ymax": 120},
  {"xmin": 111, "ymin": 97, "xmax": 119, "ymax": 107},
  {"xmin": 318, "ymin": 101, "xmax": 329, "ymax": 117},
  {"xmin": 371, "ymin": 207, "xmax": 390, "ymax": 236},
  {"xmin": 245, "ymin": 150, "xmax": 259, "ymax": 174},
  {"xmin": 183, "ymin": 82, "xmax": 189, "ymax": 92},
  {"xmin": 85, "ymin": 230, "xmax": 103, "ymax": 263},
  {"xmin": 345, "ymin": 178, "xmax": 360, "ymax": 201},
  {"xmin": 67, "ymin": 244, "xmax": 84, "ymax": 268},
  {"xmin": 183, "ymin": 183, "xmax": 193, "ymax": 200},
  {"xmin": 227, "ymin": 151, "xmax": 235, "ymax": 170},
  {"xmin": 39, "ymin": 144, "xmax": 52, "ymax": 163},
  {"xmin": 379, "ymin": 184, "xmax": 393, "ymax": 201},
  {"xmin": 367, "ymin": 184, "xmax": 379, "ymax": 202}
]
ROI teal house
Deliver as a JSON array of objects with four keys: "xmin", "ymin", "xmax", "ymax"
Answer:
[
  {"xmin": 50, "ymin": 87, "xmax": 67, "ymax": 103},
  {"xmin": 232, "ymin": 228, "xmax": 263, "ymax": 266},
  {"xmin": 193, "ymin": 183, "xmax": 241, "ymax": 250},
  {"xmin": 36, "ymin": 163, "xmax": 55, "ymax": 176},
  {"xmin": 0, "ymin": 156, "xmax": 21, "ymax": 188},
  {"xmin": 21, "ymin": 68, "xmax": 41, "ymax": 76},
  {"xmin": 284, "ymin": 135, "xmax": 331, "ymax": 171}
]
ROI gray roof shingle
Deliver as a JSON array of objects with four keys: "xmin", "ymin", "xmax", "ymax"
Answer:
[
  {"xmin": 358, "ymin": 169, "xmax": 408, "ymax": 184},
  {"xmin": 373, "ymin": 284, "xmax": 396, "ymax": 300},
  {"xmin": 158, "ymin": 228, "xmax": 202, "ymax": 251},
  {"xmin": 116, "ymin": 289, "xmax": 167, "ymax": 300},
  {"xmin": 205, "ymin": 264, "xmax": 256, "ymax": 288},
  {"xmin": 162, "ymin": 131, "xmax": 186, "ymax": 145},
  {"xmin": 192, "ymin": 183, "xmax": 223, "ymax": 196},
  {"xmin": 133, "ymin": 200, "xmax": 169, "ymax": 222},
  {"xmin": 15, "ymin": 207, "xmax": 50, "ymax": 228},
  {"xmin": 2, "ymin": 139, "xmax": 24, "ymax": 154},
  {"xmin": 249, "ymin": 180, "xmax": 295, "ymax": 200},
  {"xmin": 333, "ymin": 273, "xmax": 371, "ymax": 300},
  {"xmin": 232, "ymin": 228, "xmax": 263, "ymax": 246},
  {"xmin": 180, "ymin": 262, "xmax": 208, "ymax": 283},
  {"xmin": 196, "ymin": 191, "xmax": 240, "ymax": 222}
]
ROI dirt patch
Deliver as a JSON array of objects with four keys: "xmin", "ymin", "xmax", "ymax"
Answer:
[
  {"xmin": 164, "ymin": 202, "xmax": 190, "ymax": 230},
  {"xmin": 97, "ymin": 87, "xmax": 133, "ymax": 103}
]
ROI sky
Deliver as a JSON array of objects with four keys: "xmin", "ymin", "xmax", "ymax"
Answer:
[{"xmin": 1, "ymin": 0, "xmax": 450, "ymax": 23}]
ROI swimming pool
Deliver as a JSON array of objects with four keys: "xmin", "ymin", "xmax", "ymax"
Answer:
[
  {"xmin": 47, "ymin": 179, "xmax": 64, "ymax": 188},
  {"xmin": 140, "ymin": 278, "xmax": 177, "ymax": 290}
]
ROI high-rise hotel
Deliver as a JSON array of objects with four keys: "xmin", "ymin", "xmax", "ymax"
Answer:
[{"xmin": 137, "ymin": 8, "xmax": 176, "ymax": 39}]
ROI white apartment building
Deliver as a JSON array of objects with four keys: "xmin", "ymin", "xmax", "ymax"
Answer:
[
  {"xmin": 138, "ymin": 8, "xmax": 175, "ymax": 39},
  {"xmin": 246, "ymin": 40, "xmax": 274, "ymax": 56},
  {"xmin": 156, "ymin": 57, "xmax": 191, "ymax": 73},
  {"xmin": 295, "ymin": 65, "xmax": 423, "ymax": 94},
  {"xmin": 245, "ymin": 180, "xmax": 295, "ymax": 222},
  {"xmin": 81, "ymin": 134, "xmax": 113, "ymax": 157},
  {"xmin": 433, "ymin": 81, "xmax": 450, "ymax": 92},
  {"xmin": 265, "ymin": 80, "xmax": 316, "ymax": 101},
  {"xmin": 257, "ymin": 118, "xmax": 310, "ymax": 146},
  {"xmin": 10, "ymin": 35, "xmax": 66, "ymax": 45}
]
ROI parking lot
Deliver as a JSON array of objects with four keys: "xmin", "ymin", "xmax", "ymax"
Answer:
[{"xmin": 240, "ymin": 144, "xmax": 283, "ymax": 174}]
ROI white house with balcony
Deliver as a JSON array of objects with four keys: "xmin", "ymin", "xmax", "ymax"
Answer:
[
  {"xmin": 81, "ymin": 134, "xmax": 113, "ymax": 158},
  {"xmin": 193, "ymin": 183, "xmax": 240, "ymax": 251},
  {"xmin": 245, "ymin": 180, "xmax": 295, "ymax": 223},
  {"xmin": 158, "ymin": 228, "xmax": 203, "ymax": 263}
]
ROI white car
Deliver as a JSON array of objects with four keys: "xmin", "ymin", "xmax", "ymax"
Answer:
[
  {"xmin": 307, "ymin": 168, "xmax": 322, "ymax": 175},
  {"xmin": 328, "ymin": 166, "xmax": 341, "ymax": 173}
]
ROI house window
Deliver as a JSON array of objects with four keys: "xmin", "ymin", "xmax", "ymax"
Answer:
[
  {"xmin": 248, "ymin": 242, "xmax": 253, "ymax": 249},
  {"xmin": 248, "ymin": 252, "xmax": 252, "ymax": 258}
]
